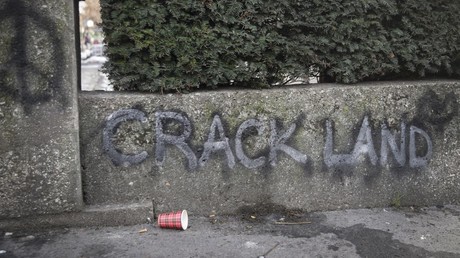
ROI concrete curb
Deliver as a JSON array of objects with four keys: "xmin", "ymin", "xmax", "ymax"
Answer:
[{"xmin": 0, "ymin": 202, "xmax": 152, "ymax": 231}]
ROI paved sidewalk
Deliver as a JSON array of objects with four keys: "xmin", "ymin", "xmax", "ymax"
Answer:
[
  {"xmin": 1, "ymin": 205, "xmax": 459, "ymax": 258},
  {"xmin": 81, "ymin": 56, "xmax": 113, "ymax": 91}
]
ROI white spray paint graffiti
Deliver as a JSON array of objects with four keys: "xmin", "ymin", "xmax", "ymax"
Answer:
[
  {"xmin": 199, "ymin": 115, "xmax": 236, "ymax": 168},
  {"xmin": 154, "ymin": 111, "xmax": 197, "ymax": 169},
  {"xmin": 409, "ymin": 126, "xmax": 433, "ymax": 168},
  {"xmin": 324, "ymin": 116, "xmax": 378, "ymax": 167},
  {"xmin": 102, "ymin": 109, "xmax": 149, "ymax": 167},
  {"xmin": 380, "ymin": 122, "xmax": 406, "ymax": 167},
  {"xmin": 235, "ymin": 119, "xmax": 267, "ymax": 169},
  {"xmin": 269, "ymin": 120, "xmax": 309, "ymax": 166},
  {"xmin": 103, "ymin": 110, "xmax": 433, "ymax": 171},
  {"xmin": 325, "ymin": 116, "xmax": 433, "ymax": 168}
]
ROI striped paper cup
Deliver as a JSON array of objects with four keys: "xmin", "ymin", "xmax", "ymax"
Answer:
[{"xmin": 157, "ymin": 210, "xmax": 188, "ymax": 230}]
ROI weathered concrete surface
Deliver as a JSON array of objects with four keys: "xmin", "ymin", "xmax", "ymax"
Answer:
[
  {"xmin": 79, "ymin": 81, "xmax": 460, "ymax": 215},
  {"xmin": 0, "ymin": 0, "xmax": 82, "ymax": 218},
  {"xmin": 1, "ymin": 205, "xmax": 459, "ymax": 258},
  {"xmin": 0, "ymin": 202, "xmax": 152, "ymax": 232}
]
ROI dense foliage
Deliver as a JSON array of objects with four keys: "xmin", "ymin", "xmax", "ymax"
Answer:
[{"xmin": 100, "ymin": 0, "xmax": 460, "ymax": 92}]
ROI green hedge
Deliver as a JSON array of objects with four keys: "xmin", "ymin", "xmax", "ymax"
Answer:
[{"xmin": 100, "ymin": 0, "xmax": 460, "ymax": 92}]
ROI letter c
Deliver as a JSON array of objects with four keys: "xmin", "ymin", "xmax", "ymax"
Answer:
[{"xmin": 102, "ymin": 109, "xmax": 149, "ymax": 167}]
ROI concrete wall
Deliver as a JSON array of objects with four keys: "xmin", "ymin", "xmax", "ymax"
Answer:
[
  {"xmin": 79, "ymin": 81, "xmax": 460, "ymax": 215},
  {"xmin": 0, "ymin": 0, "xmax": 82, "ymax": 218},
  {"xmin": 0, "ymin": 0, "xmax": 457, "ymax": 223}
]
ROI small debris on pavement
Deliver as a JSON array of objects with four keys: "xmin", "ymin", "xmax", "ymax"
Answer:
[
  {"xmin": 209, "ymin": 210, "xmax": 217, "ymax": 224},
  {"xmin": 152, "ymin": 199, "xmax": 157, "ymax": 219},
  {"xmin": 420, "ymin": 234, "xmax": 430, "ymax": 240},
  {"xmin": 0, "ymin": 250, "xmax": 6, "ymax": 254},
  {"xmin": 258, "ymin": 242, "xmax": 280, "ymax": 258},
  {"xmin": 4, "ymin": 232, "xmax": 13, "ymax": 237},
  {"xmin": 273, "ymin": 221, "xmax": 311, "ymax": 225},
  {"xmin": 250, "ymin": 215, "xmax": 256, "ymax": 219},
  {"xmin": 209, "ymin": 210, "xmax": 217, "ymax": 217},
  {"xmin": 138, "ymin": 228, "xmax": 148, "ymax": 234},
  {"xmin": 244, "ymin": 241, "xmax": 258, "ymax": 248},
  {"xmin": 147, "ymin": 217, "xmax": 156, "ymax": 228},
  {"xmin": 19, "ymin": 235, "xmax": 35, "ymax": 241}
]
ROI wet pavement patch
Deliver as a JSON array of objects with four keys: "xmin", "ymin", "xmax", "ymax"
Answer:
[
  {"xmin": 334, "ymin": 224, "xmax": 459, "ymax": 258},
  {"xmin": 328, "ymin": 245, "xmax": 339, "ymax": 251},
  {"xmin": 78, "ymin": 244, "xmax": 116, "ymax": 257},
  {"xmin": 237, "ymin": 202, "xmax": 306, "ymax": 223},
  {"xmin": 234, "ymin": 210, "xmax": 460, "ymax": 258}
]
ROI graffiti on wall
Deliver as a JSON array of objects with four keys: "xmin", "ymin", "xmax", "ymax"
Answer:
[
  {"xmin": 0, "ymin": 0, "xmax": 67, "ymax": 114},
  {"xmin": 324, "ymin": 116, "xmax": 432, "ymax": 168},
  {"xmin": 103, "ymin": 109, "xmax": 433, "ymax": 171}
]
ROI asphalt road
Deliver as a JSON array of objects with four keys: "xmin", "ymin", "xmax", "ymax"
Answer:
[{"xmin": 1, "ymin": 205, "xmax": 459, "ymax": 258}]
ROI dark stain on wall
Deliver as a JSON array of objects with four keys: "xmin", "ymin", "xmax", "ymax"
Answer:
[
  {"xmin": 0, "ymin": 0, "xmax": 68, "ymax": 113},
  {"xmin": 415, "ymin": 90, "xmax": 459, "ymax": 132}
]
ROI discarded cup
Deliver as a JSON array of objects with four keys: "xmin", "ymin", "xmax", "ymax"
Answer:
[{"xmin": 157, "ymin": 210, "xmax": 188, "ymax": 230}]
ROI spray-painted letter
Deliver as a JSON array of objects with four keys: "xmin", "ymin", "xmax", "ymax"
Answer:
[
  {"xmin": 200, "ymin": 115, "xmax": 236, "ymax": 168},
  {"xmin": 269, "ymin": 120, "xmax": 308, "ymax": 166},
  {"xmin": 235, "ymin": 119, "xmax": 267, "ymax": 169},
  {"xmin": 351, "ymin": 116, "xmax": 378, "ymax": 165},
  {"xmin": 380, "ymin": 122, "xmax": 406, "ymax": 167},
  {"xmin": 324, "ymin": 120, "xmax": 353, "ymax": 167},
  {"xmin": 155, "ymin": 111, "xmax": 197, "ymax": 170},
  {"xmin": 103, "ymin": 109, "xmax": 149, "ymax": 167},
  {"xmin": 324, "ymin": 117, "xmax": 378, "ymax": 167},
  {"xmin": 409, "ymin": 126, "xmax": 433, "ymax": 168}
]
